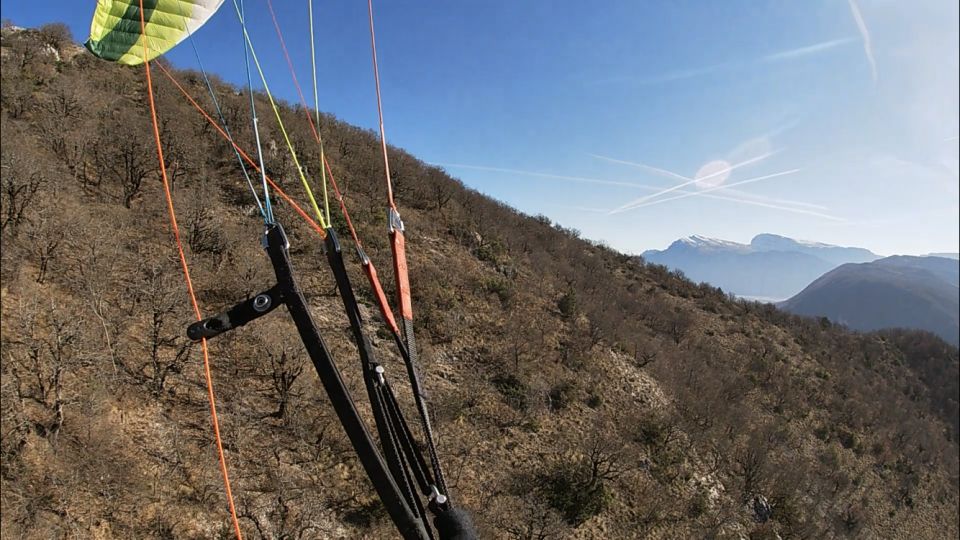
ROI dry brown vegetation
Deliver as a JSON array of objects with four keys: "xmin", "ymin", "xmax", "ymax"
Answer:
[{"xmin": 1, "ymin": 25, "xmax": 958, "ymax": 539}]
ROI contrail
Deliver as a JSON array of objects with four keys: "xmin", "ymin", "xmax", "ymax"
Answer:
[
  {"xmin": 712, "ymin": 188, "xmax": 827, "ymax": 210},
  {"xmin": 609, "ymin": 169, "xmax": 803, "ymax": 215},
  {"xmin": 590, "ymin": 152, "xmax": 827, "ymax": 210},
  {"xmin": 665, "ymin": 191, "xmax": 843, "ymax": 221},
  {"xmin": 545, "ymin": 204, "xmax": 610, "ymax": 214},
  {"xmin": 590, "ymin": 37, "xmax": 858, "ymax": 86},
  {"xmin": 608, "ymin": 151, "xmax": 780, "ymax": 213},
  {"xmin": 434, "ymin": 162, "xmax": 834, "ymax": 220},
  {"xmin": 847, "ymin": 0, "xmax": 878, "ymax": 83},
  {"xmin": 594, "ymin": 62, "xmax": 734, "ymax": 86},
  {"xmin": 589, "ymin": 153, "xmax": 690, "ymax": 182},
  {"xmin": 430, "ymin": 163, "xmax": 659, "ymax": 190},
  {"xmin": 554, "ymin": 192, "xmax": 838, "ymax": 219},
  {"xmin": 761, "ymin": 37, "xmax": 857, "ymax": 61}
]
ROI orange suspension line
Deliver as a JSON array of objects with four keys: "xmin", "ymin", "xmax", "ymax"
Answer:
[
  {"xmin": 367, "ymin": 0, "xmax": 395, "ymax": 208},
  {"xmin": 154, "ymin": 61, "xmax": 325, "ymax": 239},
  {"xmin": 366, "ymin": 0, "xmax": 414, "ymax": 325},
  {"xmin": 136, "ymin": 2, "xmax": 243, "ymax": 538},
  {"xmin": 261, "ymin": 0, "xmax": 401, "ymax": 335}
]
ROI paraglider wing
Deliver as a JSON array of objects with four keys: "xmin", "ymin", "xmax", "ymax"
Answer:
[{"xmin": 86, "ymin": 0, "xmax": 225, "ymax": 65}]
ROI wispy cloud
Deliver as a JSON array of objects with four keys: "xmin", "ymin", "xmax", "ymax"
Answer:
[
  {"xmin": 607, "ymin": 151, "xmax": 780, "ymax": 213},
  {"xmin": 629, "ymin": 63, "xmax": 734, "ymax": 86},
  {"xmin": 946, "ymin": 135, "xmax": 959, "ymax": 142},
  {"xmin": 847, "ymin": 0, "xmax": 878, "ymax": 83},
  {"xmin": 621, "ymin": 170, "xmax": 803, "ymax": 209},
  {"xmin": 607, "ymin": 169, "xmax": 844, "ymax": 221},
  {"xmin": 761, "ymin": 37, "xmax": 858, "ymax": 62}
]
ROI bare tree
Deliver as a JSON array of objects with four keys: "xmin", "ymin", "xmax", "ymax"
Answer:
[
  {"xmin": 266, "ymin": 345, "xmax": 304, "ymax": 422},
  {"xmin": 66, "ymin": 223, "xmax": 127, "ymax": 374},
  {"xmin": 501, "ymin": 500, "xmax": 566, "ymax": 540},
  {"xmin": 185, "ymin": 202, "xmax": 226, "ymax": 256},
  {"xmin": 430, "ymin": 177, "xmax": 455, "ymax": 212},
  {"xmin": 6, "ymin": 300, "xmax": 82, "ymax": 445},
  {"xmin": 145, "ymin": 267, "xmax": 192, "ymax": 395},
  {"xmin": 238, "ymin": 471, "xmax": 327, "ymax": 540},
  {"xmin": 733, "ymin": 430, "xmax": 773, "ymax": 499},
  {"xmin": 24, "ymin": 210, "xmax": 63, "ymax": 284},
  {"xmin": 91, "ymin": 123, "xmax": 153, "ymax": 208},
  {"xmin": 665, "ymin": 309, "xmax": 694, "ymax": 345},
  {"xmin": 633, "ymin": 343, "xmax": 659, "ymax": 368},
  {"xmin": 0, "ymin": 151, "xmax": 45, "ymax": 233},
  {"xmin": 115, "ymin": 264, "xmax": 192, "ymax": 394}
]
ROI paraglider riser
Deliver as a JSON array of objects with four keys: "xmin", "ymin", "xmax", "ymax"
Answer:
[{"xmin": 186, "ymin": 222, "xmax": 430, "ymax": 540}]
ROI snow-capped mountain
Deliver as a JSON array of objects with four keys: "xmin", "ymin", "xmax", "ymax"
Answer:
[
  {"xmin": 675, "ymin": 235, "xmax": 752, "ymax": 252},
  {"xmin": 642, "ymin": 234, "xmax": 881, "ymax": 300},
  {"xmin": 750, "ymin": 234, "xmax": 878, "ymax": 266}
]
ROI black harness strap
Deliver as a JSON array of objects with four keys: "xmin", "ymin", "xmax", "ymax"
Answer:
[
  {"xmin": 382, "ymin": 380, "xmax": 435, "ymax": 497},
  {"xmin": 374, "ymin": 379, "xmax": 435, "ymax": 540},
  {"xmin": 187, "ymin": 223, "xmax": 430, "ymax": 540},
  {"xmin": 324, "ymin": 228, "xmax": 424, "ymax": 525},
  {"xmin": 393, "ymin": 319, "xmax": 450, "ymax": 501},
  {"xmin": 187, "ymin": 284, "xmax": 283, "ymax": 340},
  {"xmin": 377, "ymin": 380, "xmax": 433, "ymax": 535}
]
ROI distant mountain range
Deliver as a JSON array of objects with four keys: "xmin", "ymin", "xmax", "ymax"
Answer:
[
  {"xmin": 781, "ymin": 256, "xmax": 960, "ymax": 345},
  {"xmin": 641, "ymin": 233, "xmax": 879, "ymax": 300}
]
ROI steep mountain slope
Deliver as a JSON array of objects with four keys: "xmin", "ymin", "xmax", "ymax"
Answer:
[
  {"xmin": 2, "ymin": 26, "xmax": 958, "ymax": 539},
  {"xmin": 782, "ymin": 256, "xmax": 960, "ymax": 345},
  {"xmin": 877, "ymin": 255, "xmax": 960, "ymax": 287},
  {"xmin": 642, "ymin": 234, "xmax": 879, "ymax": 300}
]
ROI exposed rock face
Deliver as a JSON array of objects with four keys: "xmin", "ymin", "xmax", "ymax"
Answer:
[{"xmin": 751, "ymin": 495, "xmax": 773, "ymax": 524}]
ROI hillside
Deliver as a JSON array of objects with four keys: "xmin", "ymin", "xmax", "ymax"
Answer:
[
  {"xmin": 642, "ymin": 234, "xmax": 879, "ymax": 300},
  {"xmin": 782, "ymin": 256, "xmax": 960, "ymax": 345},
  {"xmin": 2, "ymin": 26, "xmax": 959, "ymax": 539}
]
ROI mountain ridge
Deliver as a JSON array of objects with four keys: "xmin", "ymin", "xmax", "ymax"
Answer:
[
  {"xmin": 642, "ymin": 233, "xmax": 880, "ymax": 300},
  {"xmin": 781, "ymin": 255, "xmax": 960, "ymax": 345}
]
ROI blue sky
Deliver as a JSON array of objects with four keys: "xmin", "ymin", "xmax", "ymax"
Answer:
[{"xmin": 3, "ymin": 1, "xmax": 958, "ymax": 255}]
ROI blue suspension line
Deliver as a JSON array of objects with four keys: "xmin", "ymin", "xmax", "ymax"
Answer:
[
  {"xmin": 238, "ymin": 0, "xmax": 275, "ymax": 223},
  {"xmin": 174, "ymin": 0, "xmax": 267, "ymax": 222}
]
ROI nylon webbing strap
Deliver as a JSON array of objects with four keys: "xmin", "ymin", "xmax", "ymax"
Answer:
[
  {"xmin": 388, "ymin": 211, "xmax": 450, "ymax": 498},
  {"xmin": 363, "ymin": 260, "xmax": 402, "ymax": 335},
  {"xmin": 187, "ymin": 285, "xmax": 282, "ymax": 340},
  {"xmin": 399, "ymin": 317, "xmax": 449, "ymax": 498},
  {"xmin": 185, "ymin": 224, "xmax": 440, "ymax": 539},
  {"xmin": 376, "ymin": 381, "xmax": 434, "ymax": 540},
  {"xmin": 390, "ymin": 221, "xmax": 414, "ymax": 321},
  {"xmin": 383, "ymin": 381, "xmax": 435, "ymax": 496},
  {"xmin": 324, "ymin": 229, "xmax": 424, "ymax": 525},
  {"xmin": 262, "ymin": 223, "xmax": 428, "ymax": 540}
]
